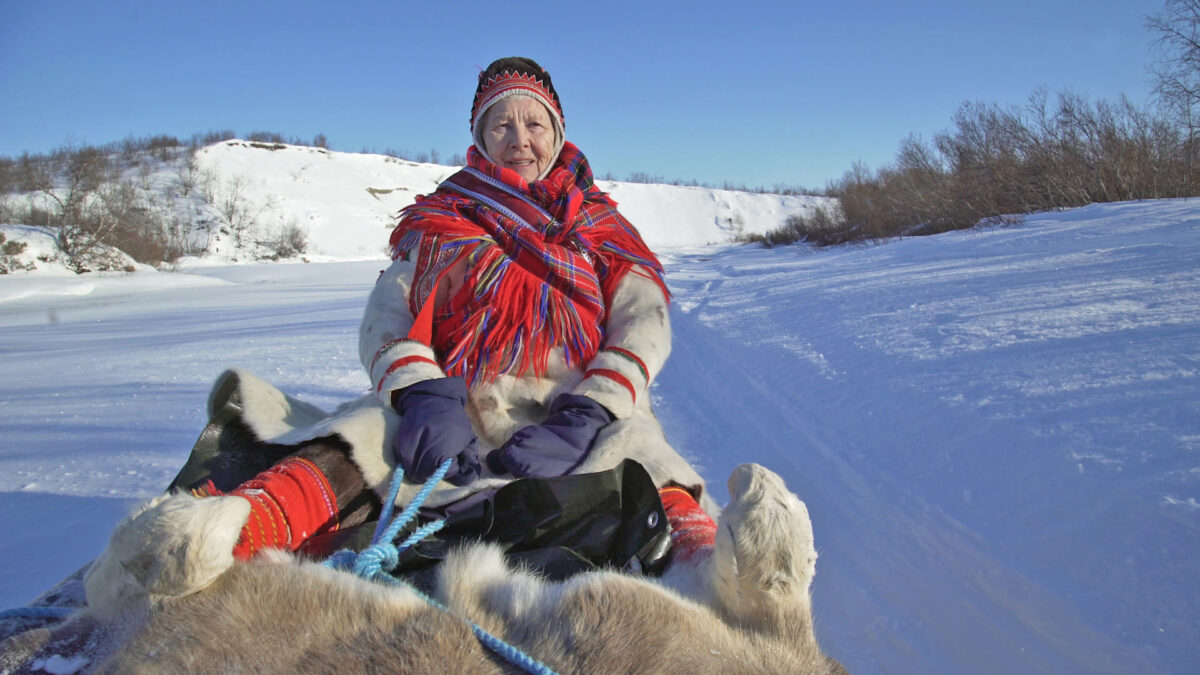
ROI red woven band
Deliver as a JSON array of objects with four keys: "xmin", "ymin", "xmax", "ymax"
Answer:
[
  {"xmin": 472, "ymin": 70, "xmax": 562, "ymax": 130},
  {"xmin": 659, "ymin": 486, "xmax": 716, "ymax": 563},
  {"xmin": 231, "ymin": 457, "xmax": 340, "ymax": 560}
]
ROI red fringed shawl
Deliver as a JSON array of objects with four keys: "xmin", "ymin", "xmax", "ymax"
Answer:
[{"xmin": 390, "ymin": 142, "xmax": 668, "ymax": 385}]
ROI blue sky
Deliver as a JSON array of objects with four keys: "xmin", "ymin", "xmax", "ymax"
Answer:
[{"xmin": 1, "ymin": 0, "xmax": 1165, "ymax": 189}]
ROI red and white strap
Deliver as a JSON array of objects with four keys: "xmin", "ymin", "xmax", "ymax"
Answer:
[
  {"xmin": 658, "ymin": 486, "xmax": 716, "ymax": 564},
  {"xmin": 230, "ymin": 457, "xmax": 341, "ymax": 560},
  {"xmin": 369, "ymin": 286, "xmax": 445, "ymax": 402},
  {"xmin": 575, "ymin": 346, "xmax": 652, "ymax": 419}
]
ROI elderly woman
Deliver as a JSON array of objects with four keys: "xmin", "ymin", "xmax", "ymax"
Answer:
[
  {"xmin": 84, "ymin": 58, "xmax": 716, "ymax": 609},
  {"xmin": 368, "ymin": 57, "xmax": 687, "ymax": 488}
]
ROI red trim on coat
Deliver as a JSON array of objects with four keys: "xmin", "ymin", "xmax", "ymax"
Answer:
[
  {"xmin": 584, "ymin": 368, "xmax": 636, "ymax": 403},
  {"xmin": 376, "ymin": 355, "xmax": 440, "ymax": 394}
]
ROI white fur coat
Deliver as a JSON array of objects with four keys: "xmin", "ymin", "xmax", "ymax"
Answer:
[{"xmin": 219, "ymin": 256, "xmax": 713, "ymax": 515}]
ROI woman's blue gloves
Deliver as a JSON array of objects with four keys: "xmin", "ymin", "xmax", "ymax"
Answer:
[
  {"xmin": 487, "ymin": 393, "xmax": 615, "ymax": 478},
  {"xmin": 392, "ymin": 377, "xmax": 481, "ymax": 486},
  {"xmin": 393, "ymin": 382, "xmax": 614, "ymax": 484}
]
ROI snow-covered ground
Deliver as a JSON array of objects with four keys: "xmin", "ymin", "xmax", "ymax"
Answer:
[{"xmin": 1, "ymin": 166, "xmax": 1197, "ymax": 670}]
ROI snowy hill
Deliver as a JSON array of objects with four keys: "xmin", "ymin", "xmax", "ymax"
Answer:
[
  {"xmin": 1, "ymin": 194, "xmax": 1198, "ymax": 672},
  {"xmin": 1, "ymin": 140, "xmax": 834, "ymax": 273},
  {"xmin": 191, "ymin": 140, "xmax": 833, "ymax": 258}
]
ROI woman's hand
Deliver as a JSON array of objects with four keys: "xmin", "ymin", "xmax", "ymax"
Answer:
[
  {"xmin": 392, "ymin": 377, "xmax": 481, "ymax": 486},
  {"xmin": 487, "ymin": 393, "xmax": 614, "ymax": 478}
]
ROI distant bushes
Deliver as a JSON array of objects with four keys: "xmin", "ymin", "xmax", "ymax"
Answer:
[
  {"xmin": 835, "ymin": 92, "xmax": 1193, "ymax": 240},
  {"xmin": 737, "ymin": 207, "xmax": 847, "ymax": 248},
  {"xmin": 744, "ymin": 88, "xmax": 1198, "ymax": 248}
]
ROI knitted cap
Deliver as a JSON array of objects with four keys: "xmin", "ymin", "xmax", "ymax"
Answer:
[{"xmin": 470, "ymin": 57, "xmax": 565, "ymax": 167}]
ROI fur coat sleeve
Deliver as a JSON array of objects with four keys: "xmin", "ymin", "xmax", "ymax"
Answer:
[
  {"xmin": 572, "ymin": 266, "xmax": 672, "ymax": 419},
  {"xmin": 359, "ymin": 257, "xmax": 446, "ymax": 406}
]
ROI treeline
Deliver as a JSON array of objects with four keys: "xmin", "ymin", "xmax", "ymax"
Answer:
[{"xmin": 824, "ymin": 91, "xmax": 1193, "ymax": 245}]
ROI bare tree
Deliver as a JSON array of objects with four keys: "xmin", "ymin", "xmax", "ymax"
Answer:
[
  {"xmin": 217, "ymin": 175, "xmax": 257, "ymax": 249},
  {"xmin": 201, "ymin": 174, "xmax": 276, "ymax": 256},
  {"xmin": 21, "ymin": 144, "xmax": 135, "ymax": 271},
  {"xmin": 1147, "ymin": 0, "xmax": 1200, "ymax": 187}
]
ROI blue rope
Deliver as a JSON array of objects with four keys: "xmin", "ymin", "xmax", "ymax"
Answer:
[
  {"xmin": 0, "ymin": 606, "xmax": 75, "ymax": 621},
  {"xmin": 470, "ymin": 623, "xmax": 559, "ymax": 675},
  {"xmin": 324, "ymin": 458, "xmax": 559, "ymax": 675},
  {"xmin": 324, "ymin": 458, "xmax": 451, "ymax": 581}
]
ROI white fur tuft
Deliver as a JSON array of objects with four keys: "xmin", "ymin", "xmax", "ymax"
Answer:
[
  {"xmin": 708, "ymin": 463, "xmax": 816, "ymax": 628},
  {"xmin": 84, "ymin": 492, "xmax": 250, "ymax": 616}
]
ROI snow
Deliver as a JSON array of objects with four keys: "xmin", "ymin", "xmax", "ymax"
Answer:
[
  {"xmin": 30, "ymin": 654, "xmax": 90, "ymax": 674},
  {"xmin": 1, "ymin": 144, "xmax": 1197, "ymax": 673}
]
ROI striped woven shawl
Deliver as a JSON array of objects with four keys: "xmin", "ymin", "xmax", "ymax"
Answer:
[{"xmin": 389, "ymin": 143, "xmax": 667, "ymax": 385}]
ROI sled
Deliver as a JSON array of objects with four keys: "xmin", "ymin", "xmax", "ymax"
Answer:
[
  {"xmin": 0, "ymin": 377, "xmax": 671, "ymax": 643},
  {"xmin": 0, "ymin": 372, "xmax": 843, "ymax": 672},
  {"xmin": 1, "ymin": 461, "xmax": 841, "ymax": 673}
]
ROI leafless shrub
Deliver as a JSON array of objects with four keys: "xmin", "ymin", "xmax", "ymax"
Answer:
[
  {"xmin": 192, "ymin": 130, "xmax": 237, "ymax": 147},
  {"xmin": 105, "ymin": 191, "xmax": 170, "ymax": 265},
  {"xmin": 172, "ymin": 150, "xmax": 201, "ymax": 198},
  {"xmin": 737, "ymin": 207, "xmax": 847, "ymax": 248},
  {"xmin": 819, "ymin": 88, "xmax": 1196, "ymax": 246},
  {"xmin": 0, "ymin": 156, "xmax": 13, "ymax": 196},
  {"xmin": 626, "ymin": 172, "xmax": 665, "ymax": 184},
  {"xmin": 201, "ymin": 174, "xmax": 276, "ymax": 255},
  {"xmin": 19, "ymin": 143, "xmax": 129, "ymax": 271},
  {"xmin": 162, "ymin": 209, "xmax": 209, "ymax": 262},
  {"xmin": 258, "ymin": 220, "xmax": 308, "ymax": 260},
  {"xmin": 146, "ymin": 134, "xmax": 182, "ymax": 162},
  {"xmin": 0, "ymin": 232, "xmax": 34, "ymax": 273},
  {"xmin": 246, "ymin": 130, "xmax": 287, "ymax": 144}
]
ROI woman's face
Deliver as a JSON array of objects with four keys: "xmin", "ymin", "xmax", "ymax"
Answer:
[{"xmin": 481, "ymin": 96, "xmax": 556, "ymax": 182}]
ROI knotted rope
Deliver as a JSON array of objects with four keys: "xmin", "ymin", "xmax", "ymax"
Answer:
[{"xmin": 324, "ymin": 458, "xmax": 558, "ymax": 675}]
